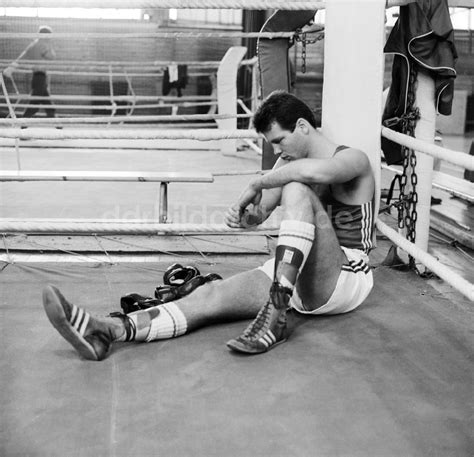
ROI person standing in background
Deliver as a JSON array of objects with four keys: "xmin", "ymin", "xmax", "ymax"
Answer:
[{"xmin": 3, "ymin": 25, "xmax": 56, "ymax": 118}]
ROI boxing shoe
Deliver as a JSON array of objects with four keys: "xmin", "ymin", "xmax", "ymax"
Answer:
[
  {"xmin": 226, "ymin": 282, "xmax": 292, "ymax": 354},
  {"xmin": 43, "ymin": 285, "xmax": 135, "ymax": 361}
]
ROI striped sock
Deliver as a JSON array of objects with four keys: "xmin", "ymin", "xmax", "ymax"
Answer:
[
  {"xmin": 274, "ymin": 220, "xmax": 315, "ymax": 291},
  {"xmin": 116, "ymin": 306, "xmax": 160, "ymax": 342},
  {"xmin": 145, "ymin": 302, "xmax": 188, "ymax": 342}
]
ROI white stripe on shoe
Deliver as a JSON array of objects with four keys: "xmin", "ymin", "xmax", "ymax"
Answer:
[
  {"xmin": 71, "ymin": 304, "xmax": 90, "ymax": 336},
  {"xmin": 71, "ymin": 304, "xmax": 78, "ymax": 322},
  {"xmin": 259, "ymin": 330, "xmax": 276, "ymax": 348},
  {"xmin": 78, "ymin": 313, "xmax": 90, "ymax": 336},
  {"xmin": 258, "ymin": 337, "xmax": 269, "ymax": 348},
  {"xmin": 72, "ymin": 306, "xmax": 84, "ymax": 332}
]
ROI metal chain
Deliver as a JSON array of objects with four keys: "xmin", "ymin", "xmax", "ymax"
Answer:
[
  {"xmin": 301, "ymin": 35, "xmax": 307, "ymax": 73},
  {"xmin": 294, "ymin": 29, "xmax": 324, "ymax": 74},
  {"xmin": 397, "ymin": 65, "xmax": 420, "ymax": 269}
]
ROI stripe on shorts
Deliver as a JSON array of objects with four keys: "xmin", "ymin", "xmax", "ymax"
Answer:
[{"xmin": 342, "ymin": 259, "xmax": 370, "ymax": 274}]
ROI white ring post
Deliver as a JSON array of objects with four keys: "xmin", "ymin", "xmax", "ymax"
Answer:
[
  {"xmin": 412, "ymin": 70, "xmax": 436, "ymax": 256},
  {"xmin": 321, "ymin": 0, "xmax": 386, "ymax": 239},
  {"xmin": 216, "ymin": 46, "xmax": 247, "ymax": 155}
]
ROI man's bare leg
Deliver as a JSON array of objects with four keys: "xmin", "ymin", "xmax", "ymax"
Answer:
[
  {"xmin": 279, "ymin": 182, "xmax": 345, "ymax": 308},
  {"xmin": 295, "ymin": 189, "xmax": 346, "ymax": 310},
  {"xmin": 227, "ymin": 182, "xmax": 344, "ymax": 353},
  {"xmin": 43, "ymin": 184, "xmax": 344, "ymax": 360},
  {"xmin": 178, "ymin": 269, "xmax": 271, "ymax": 328},
  {"xmin": 42, "ymin": 269, "xmax": 271, "ymax": 361}
]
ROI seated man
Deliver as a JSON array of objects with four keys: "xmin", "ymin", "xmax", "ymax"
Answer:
[{"xmin": 43, "ymin": 90, "xmax": 375, "ymax": 360}]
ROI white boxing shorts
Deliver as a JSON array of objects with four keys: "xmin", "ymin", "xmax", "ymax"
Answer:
[{"xmin": 257, "ymin": 246, "xmax": 373, "ymax": 315}]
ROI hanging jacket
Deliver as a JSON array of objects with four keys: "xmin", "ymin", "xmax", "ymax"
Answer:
[
  {"xmin": 382, "ymin": 0, "xmax": 457, "ymax": 165},
  {"xmin": 162, "ymin": 64, "xmax": 188, "ymax": 97}
]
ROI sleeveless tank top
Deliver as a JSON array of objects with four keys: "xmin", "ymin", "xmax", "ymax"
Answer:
[{"xmin": 326, "ymin": 145, "xmax": 375, "ymax": 253}]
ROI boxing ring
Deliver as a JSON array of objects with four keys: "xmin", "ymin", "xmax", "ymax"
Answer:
[{"xmin": 1, "ymin": 1, "xmax": 473, "ymax": 457}]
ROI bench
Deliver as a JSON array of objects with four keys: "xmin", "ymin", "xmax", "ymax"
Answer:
[
  {"xmin": 382, "ymin": 165, "xmax": 474, "ymax": 203},
  {"xmin": 1, "ymin": 170, "xmax": 214, "ymax": 223}
]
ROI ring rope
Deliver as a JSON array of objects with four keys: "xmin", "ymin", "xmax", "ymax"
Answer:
[
  {"xmin": 0, "ymin": 114, "xmax": 250, "ymax": 125},
  {"xmin": 382, "ymin": 126, "xmax": 474, "ymax": 171},
  {"xmin": 123, "ymin": 70, "xmax": 137, "ymax": 117},
  {"xmin": 0, "ymin": 31, "xmax": 306, "ymax": 40},
  {"xmin": 0, "ymin": 57, "xmax": 257, "ymax": 69},
  {"xmin": 3, "ymin": 64, "xmax": 211, "ymax": 74},
  {"xmin": 108, "ymin": 65, "xmax": 116, "ymax": 118},
  {"xmin": 0, "ymin": 128, "xmax": 260, "ymax": 140},
  {"xmin": 5, "ymin": 95, "xmax": 216, "ymax": 102},
  {"xmin": 237, "ymin": 98, "xmax": 253, "ymax": 116},
  {"xmin": 376, "ymin": 219, "xmax": 474, "ymax": 302},
  {"xmin": 0, "ymin": 59, "xmax": 224, "ymax": 68},
  {"xmin": 0, "ymin": 101, "xmax": 218, "ymax": 111},
  {"xmin": 0, "ymin": 220, "xmax": 278, "ymax": 235},
  {"xmin": 0, "ymin": 169, "xmax": 262, "ymax": 178},
  {"xmin": 242, "ymin": 139, "xmax": 263, "ymax": 155},
  {"xmin": 0, "ymin": 0, "xmax": 416, "ymax": 9},
  {"xmin": 3, "ymin": 68, "xmax": 210, "ymax": 78}
]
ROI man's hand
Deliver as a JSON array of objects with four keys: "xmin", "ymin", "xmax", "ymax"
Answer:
[
  {"xmin": 225, "ymin": 179, "xmax": 264, "ymax": 229},
  {"xmin": 224, "ymin": 204, "xmax": 245, "ymax": 228},
  {"xmin": 224, "ymin": 204, "xmax": 262, "ymax": 229}
]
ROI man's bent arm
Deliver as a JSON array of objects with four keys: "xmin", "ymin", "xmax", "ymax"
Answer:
[{"xmin": 251, "ymin": 149, "xmax": 371, "ymax": 191}]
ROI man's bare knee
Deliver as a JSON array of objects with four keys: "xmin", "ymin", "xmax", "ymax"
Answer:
[
  {"xmin": 178, "ymin": 270, "xmax": 271, "ymax": 329},
  {"xmin": 281, "ymin": 182, "xmax": 318, "ymax": 221},
  {"xmin": 179, "ymin": 279, "xmax": 220, "ymax": 305},
  {"xmin": 281, "ymin": 182, "xmax": 313, "ymax": 202}
]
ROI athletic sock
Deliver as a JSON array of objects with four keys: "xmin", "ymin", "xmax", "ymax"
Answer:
[
  {"xmin": 114, "ymin": 302, "xmax": 187, "ymax": 342},
  {"xmin": 273, "ymin": 220, "xmax": 315, "ymax": 293},
  {"xmin": 113, "ymin": 306, "xmax": 157, "ymax": 342},
  {"xmin": 144, "ymin": 302, "xmax": 188, "ymax": 342}
]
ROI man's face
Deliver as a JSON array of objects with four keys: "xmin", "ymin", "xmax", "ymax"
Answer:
[{"xmin": 264, "ymin": 121, "xmax": 307, "ymax": 161}]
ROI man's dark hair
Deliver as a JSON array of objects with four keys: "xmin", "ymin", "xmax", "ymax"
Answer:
[{"xmin": 252, "ymin": 90, "xmax": 317, "ymax": 133}]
